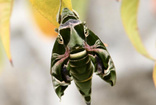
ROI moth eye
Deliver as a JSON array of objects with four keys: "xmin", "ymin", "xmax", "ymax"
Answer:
[
  {"xmin": 84, "ymin": 27, "xmax": 89, "ymax": 37},
  {"xmin": 57, "ymin": 34, "xmax": 64, "ymax": 44}
]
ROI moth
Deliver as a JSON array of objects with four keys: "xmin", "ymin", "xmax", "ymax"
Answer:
[{"xmin": 50, "ymin": 8, "xmax": 116, "ymax": 105}]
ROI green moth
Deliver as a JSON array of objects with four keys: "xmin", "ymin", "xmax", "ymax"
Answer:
[{"xmin": 50, "ymin": 8, "xmax": 116, "ymax": 105}]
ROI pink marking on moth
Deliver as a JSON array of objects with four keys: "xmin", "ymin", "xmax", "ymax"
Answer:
[
  {"xmin": 54, "ymin": 47, "xmax": 70, "ymax": 67},
  {"xmin": 84, "ymin": 42, "xmax": 99, "ymax": 52}
]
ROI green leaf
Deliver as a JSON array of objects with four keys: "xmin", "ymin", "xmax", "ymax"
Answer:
[
  {"xmin": 121, "ymin": 0, "xmax": 154, "ymax": 60},
  {"xmin": 30, "ymin": 0, "xmax": 72, "ymax": 27},
  {"xmin": 72, "ymin": 0, "xmax": 89, "ymax": 20},
  {"xmin": 0, "ymin": 0, "xmax": 13, "ymax": 63},
  {"xmin": 153, "ymin": 62, "xmax": 156, "ymax": 87}
]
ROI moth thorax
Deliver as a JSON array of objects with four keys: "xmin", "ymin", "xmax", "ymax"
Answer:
[{"xmin": 70, "ymin": 49, "xmax": 87, "ymax": 59}]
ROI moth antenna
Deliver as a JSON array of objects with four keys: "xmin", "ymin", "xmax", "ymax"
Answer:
[
  {"xmin": 72, "ymin": 9, "xmax": 79, "ymax": 19},
  {"xmin": 56, "ymin": 0, "xmax": 62, "ymax": 24}
]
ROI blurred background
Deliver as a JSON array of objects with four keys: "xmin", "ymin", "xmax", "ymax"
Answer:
[{"xmin": 0, "ymin": 0, "xmax": 156, "ymax": 105}]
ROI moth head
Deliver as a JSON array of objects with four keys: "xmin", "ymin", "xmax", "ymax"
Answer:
[
  {"xmin": 58, "ymin": 8, "xmax": 79, "ymax": 24},
  {"xmin": 58, "ymin": 22, "xmax": 87, "ymax": 51},
  {"xmin": 57, "ymin": 13, "xmax": 90, "ymax": 52}
]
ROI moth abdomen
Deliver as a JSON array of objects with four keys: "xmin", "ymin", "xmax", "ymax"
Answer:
[{"xmin": 69, "ymin": 49, "xmax": 94, "ymax": 105}]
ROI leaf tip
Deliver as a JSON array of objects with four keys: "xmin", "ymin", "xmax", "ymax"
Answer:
[{"xmin": 9, "ymin": 59, "xmax": 13, "ymax": 67}]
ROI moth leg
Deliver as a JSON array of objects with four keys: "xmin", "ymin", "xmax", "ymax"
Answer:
[
  {"xmin": 95, "ymin": 55, "xmax": 111, "ymax": 76},
  {"xmin": 61, "ymin": 65, "xmax": 72, "ymax": 83},
  {"xmin": 89, "ymin": 54, "xmax": 109, "ymax": 75}
]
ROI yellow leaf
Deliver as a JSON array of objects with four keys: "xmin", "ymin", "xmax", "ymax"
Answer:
[
  {"xmin": 0, "ymin": 0, "xmax": 13, "ymax": 63},
  {"xmin": 29, "ymin": 0, "xmax": 72, "ymax": 27},
  {"xmin": 32, "ymin": 9, "xmax": 57, "ymax": 37},
  {"xmin": 153, "ymin": 62, "xmax": 156, "ymax": 87},
  {"xmin": 121, "ymin": 0, "xmax": 154, "ymax": 60}
]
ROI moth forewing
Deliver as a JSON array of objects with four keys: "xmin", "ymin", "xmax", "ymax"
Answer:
[{"xmin": 51, "ymin": 38, "xmax": 71, "ymax": 98}]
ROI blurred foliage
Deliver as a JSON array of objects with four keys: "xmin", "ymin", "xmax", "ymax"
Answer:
[
  {"xmin": 121, "ymin": 0, "xmax": 156, "ymax": 86},
  {"xmin": 72, "ymin": 0, "xmax": 89, "ymax": 21},
  {"xmin": 32, "ymin": 9, "xmax": 58, "ymax": 37},
  {"xmin": 121, "ymin": 0, "xmax": 154, "ymax": 60},
  {"xmin": 29, "ymin": 0, "xmax": 72, "ymax": 27},
  {"xmin": 151, "ymin": 0, "xmax": 156, "ymax": 14},
  {"xmin": 0, "ymin": 0, "xmax": 13, "ymax": 63},
  {"xmin": 0, "ymin": 38, "xmax": 3, "ymax": 69}
]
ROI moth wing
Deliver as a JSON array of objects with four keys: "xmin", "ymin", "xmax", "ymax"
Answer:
[
  {"xmin": 51, "ymin": 39, "xmax": 71, "ymax": 98},
  {"xmin": 87, "ymin": 30, "xmax": 116, "ymax": 86}
]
